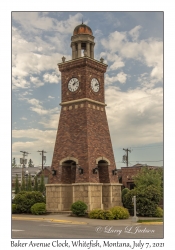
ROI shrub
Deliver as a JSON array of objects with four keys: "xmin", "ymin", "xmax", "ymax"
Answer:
[
  {"xmin": 123, "ymin": 189, "xmax": 137, "ymax": 215},
  {"xmin": 123, "ymin": 185, "xmax": 162, "ymax": 217},
  {"xmin": 136, "ymin": 185, "xmax": 161, "ymax": 217},
  {"xmin": 12, "ymin": 204, "xmax": 18, "ymax": 214},
  {"xmin": 110, "ymin": 206, "xmax": 130, "ymax": 219},
  {"xmin": 99, "ymin": 210, "xmax": 114, "ymax": 220},
  {"xmin": 71, "ymin": 200, "xmax": 87, "ymax": 216},
  {"xmin": 88, "ymin": 209, "xmax": 103, "ymax": 219},
  {"xmin": 89, "ymin": 209, "xmax": 114, "ymax": 220},
  {"xmin": 154, "ymin": 207, "xmax": 163, "ymax": 218},
  {"xmin": 121, "ymin": 188, "xmax": 129, "ymax": 202},
  {"xmin": 31, "ymin": 203, "xmax": 46, "ymax": 215},
  {"xmin": 13, "ymin": 191, "xmax": 45, "ymax": 213}
]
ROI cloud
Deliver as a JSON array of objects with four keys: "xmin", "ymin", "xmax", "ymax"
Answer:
[
  {"xmin": 43, "ymin": 72, "xmax": 60, "ymax": 84},
  {"xmin": 100, "ymin": 52, "xmax": 125, "ymax": 70},
  {"xmin": 137, "ymin": 72, "xmax": 161, "ymax": 89},
  {"xmin": 29, "ymin": 104, "xmax": 59, "ymax": 116},
  {"xmin": 48, "ymin": 95, "xmax": 55, "ymax": 99},
  {"xmin": 39, "ymin": 113, "xmax": 60, "ymax": 129},
  {"xmin": 101, "ymin": 26, "xmax": 163, "ymax": 83},
  {"xmin": 105, "ymin": 85, "xmax": 163, "ymax": 147},
  {"xmin": 20, "ymin": 117, "xmax": 27, "ymax": 120},
  {"xmin": 12, "ymin": 23, "xmax": 70, "ymax": 89},
  {"xmin": 129, "ymin": 25, "xmax": 142, "ymax": 41},
  {"xmin": 30, "ymin": 76, "xmax": 44, "ymax": 87},
  {"xmin": 12, "ymin": 128, "xmax": 57, "ymax": 152},
  {"xmin": 105, "ymin": 72, "xmax": 127, "ymax": 85},
  {"xmin": 12, "ymin": 76, "xmax": 30, "ymax": 89},
  {"xmin": 27, "ymin": 98, "xmax": 42, "ymax": 107},
  {"xmin": 12, "ymin": 12, "xmax": 83, "ymax": 35}
]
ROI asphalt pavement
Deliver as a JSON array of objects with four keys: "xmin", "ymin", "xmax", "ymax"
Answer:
[{"xmin": 12, "ymin": 213, "xmax": 163, "ymax": 226}]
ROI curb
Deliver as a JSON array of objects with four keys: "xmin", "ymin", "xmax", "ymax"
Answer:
[
  {"xmin": 137, "ymin": 222, "xmax": 163, "ymax": 225},
  {"xmin": 12, "ymin": 216, "xmax": 88, "ymax": 225}
]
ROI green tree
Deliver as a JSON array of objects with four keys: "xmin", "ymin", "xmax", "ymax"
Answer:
[
  {"xmin": 21, "ymin": 177, "xmax": 26, "ymax": 191},
  {"xmin": 134, "ymin": 166, "xmax": 163, "ymax": 196},
  {"xmin": 34, "ymin": 176, "xmax": 38, "ymax": 191},
  {"xmin": 25, "ymin": 176, "xmax": 29, "ymax": 191},
  {"xmin": 39, "ymin": 175, "xmax": 45, "ymax": 194},
  {"xmin": 27, "ymin": 174, "xmax": 32, "ymax": 191},
  {"xmin": 15, "ymin": 174, "xmax": 20, "ymax": 194},
  {"xmin": 123, "ymin": 166, "xmax": 163, "ymax": 217},
  {"xmin": 123, "ymin": 185, "xmax": 162, "ymax": 217}
]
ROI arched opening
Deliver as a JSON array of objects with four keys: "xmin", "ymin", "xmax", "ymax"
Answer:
[
  {"xmin": 96, "ymin": 157, "xmax": 110, "ymax": 183},
  {"xmin": 60, "ymin": 157, "xmax": 78, "ymax": 184}
]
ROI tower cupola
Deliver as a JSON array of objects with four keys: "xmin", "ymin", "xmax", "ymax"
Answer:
[{"xmin": 71, "ymin": 23, "xmax": 95, "ymax": 59}]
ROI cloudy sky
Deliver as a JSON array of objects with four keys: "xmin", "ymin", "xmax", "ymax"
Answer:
[{"xmin": 12, "ymin": 11, "xmax": 163, "ymax": 168}]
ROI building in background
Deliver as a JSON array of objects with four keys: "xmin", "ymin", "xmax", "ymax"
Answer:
[
  {"xmin": 12, "ymin": 166, "xmax": 51, "ymax": 190},
  {"xmin": 117, "ymin": 164, "xmax": 163, "ymax": 189}
]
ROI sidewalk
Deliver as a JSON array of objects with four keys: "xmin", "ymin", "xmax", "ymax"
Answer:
[{"xmin": 12, "ymin": 213, "xmax": 163, "ymax": 226}]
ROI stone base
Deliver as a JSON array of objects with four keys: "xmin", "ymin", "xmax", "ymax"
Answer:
[
  {"xmin": 73, "ymin": 183, "xmax": 103, "ymax": 211},
  {"xmin": 102, "ymin": 183, "xmax": 122, "ymax": 209},
  {"xmin": 46, "ymin": 183, "xmax": 122, "ymax": 212},
  {"xmin": 46, "ymin": 184, "xmax": 72, "ymax": 212}
]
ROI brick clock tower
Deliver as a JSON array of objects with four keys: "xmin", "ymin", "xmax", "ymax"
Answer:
[{"xmin": 46, "ymin": 23, "xmax": 122, "ymax": 212}]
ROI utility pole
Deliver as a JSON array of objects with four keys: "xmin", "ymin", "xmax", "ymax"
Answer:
[
  {"xmin": 20, "ymin": 151, "xmax": 29, "ymax": 179},
  {"xmin": 37, "ymin": 150, "xmax": 47, "ymax": 172},
  {"xmin": 123, "ymin": 148, "xmax": 131, "ymax": 167}
]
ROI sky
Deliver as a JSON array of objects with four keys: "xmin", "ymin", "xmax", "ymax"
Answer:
[
  {"xmin": 1, "ymin": 0, "xmax": 175, "ymax": 247},
  {"xmin": 11, "ymin": 11, "xmax": 164, "ymax": 169}
]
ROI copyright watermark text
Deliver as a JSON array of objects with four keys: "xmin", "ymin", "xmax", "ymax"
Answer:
[{"xmin": 95, "ymin": 225, "xmax": 155, "ymax": 235}]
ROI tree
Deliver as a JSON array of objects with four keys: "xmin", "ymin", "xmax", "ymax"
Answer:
[
  {"xmin": 134, "ymin": 166, "xmax": 163, "ymax": 195},
  {"xmin": 123, "ymin": 185, "xmax": 162, "ymax": 217},
  {"xmin": 34, "ymin": 176, "xmax": 38, "ymax": 191},
  {"xmin": 21, "ymin": 177, "xmax": 26, "ymax": 191},
  {"xmin": 28, "ymin": 159, "xmax": 34, "ymax": 167},
  {"xmin": 122, "ymin": 166, "xmax": 163, "ymax": 217},
  {"xmin": 15, "ymin": 175, "xmax": 20, "ymax": 194},
  {"xmin": 39, "ymin": 175, "xmax": 45, "ymax": 194},
  {"xmin": 27, "ymin": 174, "xmax": 32, "ymax": 191}
]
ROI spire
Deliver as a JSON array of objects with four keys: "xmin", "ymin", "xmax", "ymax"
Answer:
[{"xmin": 82, "ymin": 18, "xmax": 83, "ymax": 24}]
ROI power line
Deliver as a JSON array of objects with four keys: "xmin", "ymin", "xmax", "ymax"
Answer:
[
  {"xmin": 116, "ymin": 160, "xmax": 163, "ymax": 163},
  {"xmin": 119, "ymin": 144, "xmax": 163, "ymax": 150},
  {"xmin": 133, "ymin": 160, "xmax": 163, "ymax": 162}
]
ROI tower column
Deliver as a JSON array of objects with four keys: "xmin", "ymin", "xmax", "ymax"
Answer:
[
  {"xmin": 90, "ymin": 43, "xmax": 95, "ymax": 58},
  {"xmin": 78, "ymin": 42, "xmax": 81, "ymax": 58},
  {"xmin": 86, "ymin": 42, "xmax": 90, "ymax": 57},
  {"xmin": 72, "ymin": 43, "xmax": 76, "ymax": 59}
]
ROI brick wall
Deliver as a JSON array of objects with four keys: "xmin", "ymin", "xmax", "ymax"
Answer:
[
  {"xmin": 50, "ymin": 57, "xmax": 118, "ymax": 184},
  {"xmin": 59, "ymin": 57, "xmax": 107, "ymax": 104}
]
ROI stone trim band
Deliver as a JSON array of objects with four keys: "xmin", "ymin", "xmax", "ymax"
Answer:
[{"xmin": 60, "ymin": 98, "xmax": 106, "ymax": 106}]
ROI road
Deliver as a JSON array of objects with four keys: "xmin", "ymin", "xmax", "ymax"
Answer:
[{"xmin": 12, "ymin": 219, "xmax": 163, "ymax": 239}]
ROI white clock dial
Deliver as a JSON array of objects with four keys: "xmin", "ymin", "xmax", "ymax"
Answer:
[
  {"xmin": 91, "ymin": 78, "xmax": 100, "ymax": 92},
  {"xmin": 68, "ymin": 78, "xmax": 79, "ymax": 92}
]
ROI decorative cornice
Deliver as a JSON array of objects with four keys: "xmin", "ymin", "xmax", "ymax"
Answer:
[
  {"xmin": 58, "ymin": 57, "xmax": 108, "ymax": 73},
  {"xmin": 60, "ymin": 98, "xmax": 107, "ymax": 106}
]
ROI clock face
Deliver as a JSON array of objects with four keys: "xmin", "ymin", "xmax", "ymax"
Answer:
[
  {"xmin": 68, "ymin": 78, "xmax": 79, "ymax": 92},
  {"xmin": 91, "ymin": 78, "xmax": 100, "ymax": 92}
]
